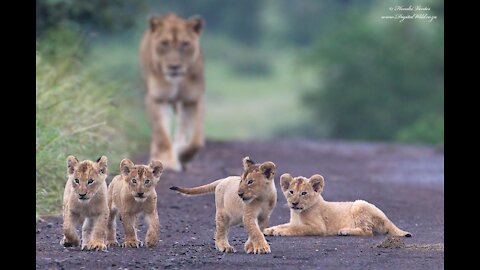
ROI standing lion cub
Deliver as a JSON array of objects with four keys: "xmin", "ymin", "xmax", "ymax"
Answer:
[
  {"xmin": 264, "ymin": 173, "xmax": 411, "ymax": 237},
  {"xmin": 170, "ymin": 157, "xmax": 277, "ymax": 254},
  {"xmin": 61, "ymin": 155, "xmax": 109, "ymax": 251},
  {"xmin": 106, "ymin": 159, "xmax": 163, "ymax": 248}
]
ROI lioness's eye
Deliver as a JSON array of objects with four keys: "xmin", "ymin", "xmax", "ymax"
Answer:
[
  {"xmin": 247, "ymin": 179, "xmax": 254, "ymax": 185},
  {"xmin": 74, "ymin": 178, "xmax": 80, "ymax": 184},
  {"xmin": 301, "ymin": 191, "xmax": 307, "ymax": 196},
  {"xmin": 132, "ymin": 179, "xmax": 137, "ymax": 184},
  {"xmin": 145, "ymin": 179, "xmax": 150, "ymax": 184},
  {"xmin": 289, "ymin": 190, "xmax": 294, "ymax": 194}
]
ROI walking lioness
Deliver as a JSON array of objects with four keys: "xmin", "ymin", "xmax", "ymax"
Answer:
[
  {"xmin": 170, "ymin": 157, "xmax": 277, "ymax": 254},
  {"xmin": 264, "ymin": 173, "xmax": 411, "ymax": 237},
  {"xmin": 140, "ymin": 13, "xmax": 205, "ymax": 171}
]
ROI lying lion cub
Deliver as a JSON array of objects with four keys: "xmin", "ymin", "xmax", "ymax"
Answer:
[
  {"xmin": 170, "ymin": 157, "xmax": 277, "ymax": 254},
  {"xmin": 264, "ymin": 173, "xmax": 411, "ymax": 237},
  {"xmin": 61, "ymin": 155, "xmax": 109, "ymax": 251},
  {"xmin": 106, "ymin": 159, "xmax": 163, "ymax": 248}
]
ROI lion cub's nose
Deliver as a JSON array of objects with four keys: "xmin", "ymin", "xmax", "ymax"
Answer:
[
  {"xmin": 292, "ymin": 202, "xmax": 299, "ymax": 206},
  {"xmin": 238, "ymin": 192, "xmax": 244, "ymax": 198},
  {"xmin": 168, "ymin": 64, "xmax": 181, "ymax": 71},
  {"xmin": 137, "ymin": 192, "xmax": 145, "ymax": 197},
  {"xmin": 79, "ymin": 193, "xmax": 87, "ymax": 198}
]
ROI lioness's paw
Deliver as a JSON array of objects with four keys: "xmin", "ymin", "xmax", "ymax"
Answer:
[
  {"xmin": 122, "ymin": 239, "xmax": 143, "ymax": 248},
  {"xmin": 60, "ymin": 236, "xmax": 80, "ymax": 247},
  {"xmin": 338, "ymin": 229, "xmax": 349, "ymax": 236},
  {"xmin": 264, "ymin": 227, "xmax": 285, "ymax": 236},
  {"xmin": 106, "ymin": 240, "xmax": 119, "ymax": 247},
  {"xmin": 216, "ymin": 243, "xmax": 236, "ymax": 253},
  {"xmin": 145, "ymin": 238, "xmax": 158, "ymax": 248},
  {"xmin": 82, "ymin": 240, "xmax": 107, "ymax": 251},
  {"xmin": 244, "ymin": 240, "xmax": 271, "ymax": 254}
]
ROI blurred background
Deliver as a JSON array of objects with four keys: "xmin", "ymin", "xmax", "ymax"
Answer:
[{"xmin": 36, "ymin": 0, "xmax": 443, "ymax": 214}]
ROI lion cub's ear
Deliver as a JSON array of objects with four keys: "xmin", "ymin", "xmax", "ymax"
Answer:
[
  {"xmin": 67, "ymin": 155, "xmax": 79, "ymax": 175},
  {"xmin": 120, "ymin": 159, "xmax": 134, "ymax": 177},
  {"xmin": 149, "ymin": 15, "xmax": 163, "ymax": 32},
  {"xmin": 149, "ymin": 160, "xmax": 164, "ymax": 179},
  {"xmin": 96, "ymin": 155, "xmax": 108, "ymax": 175},
  {"xmin": 280, "ymin": 173, "xmax": 293, "ymax": 192},
  {"xmin": 187, "ymin": 15, "xmax": 204, "ymax": 35},
  {"xmin": 242, "ymin": 156, "xmax": 255, "ymax": 171},
  {"xmin": 260, "ymin": 161, "xmax": 276, "ymax": 180},
  {"xmin": 309, "ymin": 174, "xmax": 325, "ymax": 193}
]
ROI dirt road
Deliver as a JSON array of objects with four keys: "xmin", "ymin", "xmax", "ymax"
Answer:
[{"xmin": 36, "ymin": 140, "xmax": 444, "ymax": 269}]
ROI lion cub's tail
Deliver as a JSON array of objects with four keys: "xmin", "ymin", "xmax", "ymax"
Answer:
[{"xmin": 170, "ymin": 179, "xmax": 222, "ymax": 196}]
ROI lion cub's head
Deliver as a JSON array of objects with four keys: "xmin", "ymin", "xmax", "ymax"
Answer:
[
  {"xmin": 147, "ymin": 13, "xmax": 204, "ymax": 81},
  {"xmin": 120, "ymin": 159, "xmax": 163, "ymax": 202},
  {"xmin": 237, "ymin": 157, "xmax": 276, "ymax": 203},
  {"xmin": 67, "ymin": 155, "xmax": 108, "ymax": 202},
  {"xmin": 280, "ymin": 173, "xmax": 325, "ymax": 212}
]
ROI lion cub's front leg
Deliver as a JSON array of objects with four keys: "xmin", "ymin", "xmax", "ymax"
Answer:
[
  {"xmin": 121, "ymin": 212, "xmax": 143, "ymax": 248},
  {"xmin": 243, "ymin": 209, "xmax": 270, "ymax": 254},
  {"xmin": 61, "ymin": 212, "xmax": 80, "ymax": 247},
  {"xmin": 82, "ymin": 212, "xmax": 108, "ymax": 251},
  {"xmin": 144, "ymin": 209, "xmax": 160, "ymax": 248},
  {"xmin": 265, "ymin": 224, "xmax": 325, "ymax": 236}
]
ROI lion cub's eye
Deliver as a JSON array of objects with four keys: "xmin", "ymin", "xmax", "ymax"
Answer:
[
  {"xmin": 144, "ymin": 179, "xmax": 150, "ymax": 185},
  {"xmin": 247, "ymin": 179, "xmax": 254, "ymax": 185},
  {"xmin": 87, "ymin": 179, "xmax": 94, "ymax": 185},
  {"xmin": 74, "ymin": 178, "xmax": 80, "ymax": 184},
  {"xmin": 161, "ymin": 41, "xmax": 169, "ymax": 48},
  {"xmin": 301, "ymin": 191, "xmax": 308, "ymax": 196},
  {"xmin": 131, "ymin": 179, "xmax": 137, "ymax": 184},
  {"xmin": 180, "ymin": 41, "xmax": 190, "ymax": 49},
  {"xmin": 289, "ymin": 190, "xmax": 294, "ymax": 194}
]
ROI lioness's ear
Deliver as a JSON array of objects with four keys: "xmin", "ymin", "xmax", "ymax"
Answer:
[
  {"xmin": 309, "ymin": 174, "xmax": 325, "ymax": 193},
  {"xmin": 260, "ymin": 161, "xmax": 276, "ymax": 180},
  {"xmin": 280, "ymin": 173, "xmax": 293, "ymax": 192},
  {"xmin": 187, "ymin": 15, "xmax": 204, "ymax": 35},
  {"xmin": 120, "ymin": 159, "xmax": 134, "ymax": 177},
  {"xmin": 96, "ymin": 156, "xmax": 108, "ymax": 175},
  {"xmin": 242, "ymin": 156, "xmax": 255, "ymax": 171},
  {"xmin": 67, "ymin": 155, "xmax": 79, "ymax": 175},
  {"xmin": 149, "ymin": 160, "xmax": 163, "ymax": 179},
  {"xmin": 149, "ymin": 15, "xmax": 163, "ymax": 32}
]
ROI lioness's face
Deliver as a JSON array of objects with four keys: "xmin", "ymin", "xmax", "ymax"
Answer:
[
  {"xmin": 237, "ymin": 157, "xmax": 276, "ymax": 203},
  {"xmin": 120, "ymin": 160, "xmax": 163, "ymax": 202},
  {"xmin": 280, "ymin": 174, "xmax": 325, "ymax": 212},
  {"xmin": 67, "ymin": 156, "xmax": 108, "ymax": 203},
  {"xmin": 148, "ymin": 13, "xmax": 203, "ymax": 81}
]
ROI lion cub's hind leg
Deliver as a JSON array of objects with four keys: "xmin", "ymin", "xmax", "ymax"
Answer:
[
  {"xmin": 81, "ymin": 218, "xmax": 94, "ymax": 249},
  {"xmin": 106, "ymin": 207, "xmax": 119, "ymax": 247},
  {"xmin": 214, "ymin": 211, "xmax": 236, "ymax": 253}
]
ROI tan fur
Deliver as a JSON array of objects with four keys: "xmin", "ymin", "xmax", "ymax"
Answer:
[
  {"xmin": 60, "ymin": 155, "xmax": 109, "ymax": 251},
  {"xmin": 139, "ymin": 12, "xmax": 205, "ymax": 171},
  {"xmin": 106, "ymin": 159, "xmax": 163, "ymax": 248},
  {"xmin": 264, "ymin": 174, "xmax": 412, "ymax": 237},
  {"xmin": 170, "ymin": 157, "xmax": 277, "ymax": 254}
]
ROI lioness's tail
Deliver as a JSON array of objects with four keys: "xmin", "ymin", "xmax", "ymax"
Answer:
[
  {"xmin": 387, "ymin": 221, "xmax": 412, "ymax": 237},
  {"xmin": 170, "ymin": 179, "xmax": 222, "ymax": 196}
]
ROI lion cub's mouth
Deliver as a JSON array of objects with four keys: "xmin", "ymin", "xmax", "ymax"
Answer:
[
  {"xmin": 78, "ymin": 197, "xmax": 90, "ymax": 201},
  {"xmin": 134, "ymin": 196, "xmax": 147, "ymax": 202},
  {"xmin": 291, "ymin": 206, "xmax": 303, "ymax": 210}
]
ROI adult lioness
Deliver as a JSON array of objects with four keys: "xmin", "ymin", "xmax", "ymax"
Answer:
[
  {"xmin": 264, "ymin": 173, "xmax": 411, "ymax": 237},
  {"xmin": 139, "ymin": 13, "xmax": 205, "ymax": 171},
  {"xmin": 170, "ymin": 157, "xmax": 277, "ymax": 254}
]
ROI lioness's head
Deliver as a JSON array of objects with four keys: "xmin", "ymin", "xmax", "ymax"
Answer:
[
  {"xmin": 280, "ymin": 174, "xmax": 325, "ymax": 212},
  {"xmin": 120, "ymin": 159, "xmax": 163, "ymax": 202},
  {"xmin": 67, "ymin": 155, "xmax": 108, "ymax": 202},
  {"xmin": 148, "ymin": 13, "xmax": 204, "ymax": 81},
  {"xmin": 237, "ymin": 157, "xmax": 276, "ymax": 203}
]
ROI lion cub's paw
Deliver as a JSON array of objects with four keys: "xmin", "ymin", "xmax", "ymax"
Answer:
[
  {"xmin": 264, "ymin": 227, "xmax": 285, "ymax": 236},
  {"xmin": 82, "ymin": 240, "xmax": 107, "ymax": 251},
  {"xmin": 145, "ymin": 238, "xmax": 158, "ymax": 248},
  {"xmin": 106, "ymin": 240, "xmax": 119, "ymax": 247},
  {"xmin": 216, "ymin": 243, "xmax": 236, "ymax": 253},
  {"xmin": 244, "ymin": 239, "xmax": 271, "ymax": 254},
  {"xmin": 60, "ymin": 236, "xmax": 80, "ymax": 247},
  {"xmin": 122, "ymin": 239, "xmax": 143, "ymax": 248}
]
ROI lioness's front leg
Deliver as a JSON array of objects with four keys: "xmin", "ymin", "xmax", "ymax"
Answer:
[
  {"xmin": 144, "ymin": 209, "xmax": 160, "ymax": 248},
  {"xmin": 83, "ymin": 212, "xmax": 108, "ymax": 251},
  {"xmin": 145, "ymin": 96, "xmax": 180, "ymax": 171},
  {"xmin": 61, "ymin": 212, "xmax": 80, "ymax": 247},
  {"xmin": 121, "ymin": 212, "xmax": 142, "ymax": 248},
  {"xmin": 176, "ymin": 99, "xmax": 204, "ymax": 165},
  {"xmin": 243, "ymin": 206, "xmax": 270, "ymax": 254}
]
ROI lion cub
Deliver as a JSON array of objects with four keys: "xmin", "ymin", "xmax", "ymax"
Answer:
[
  {"xmin": 60, "ymin": 155, "xmax": 109, "ymax": 251},
  {"xmin": 106, "ymin": 159, "xmax": 163, "ymax": 248},
  {"xmin": 170, "ymin": 157, "xmax": 277, "ymax": 254},
  {"xmin": 264, "ymin": 173, "xmax": 411, "ymax": 237}
]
